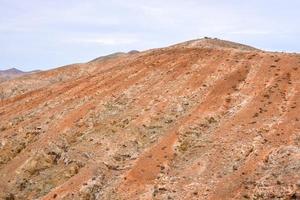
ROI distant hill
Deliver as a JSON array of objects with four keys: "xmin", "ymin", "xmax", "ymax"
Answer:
[
  {"xmin": 89, "ymin": 50, "xmax": 140, "ymax": 62},
  {"xmin": 0, "ymin": 68, "xmax": 40, "ymax": 82}
]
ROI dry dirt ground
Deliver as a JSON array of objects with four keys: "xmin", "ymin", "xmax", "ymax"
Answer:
[{"xmin": 0, "ymin": 38, "xmax": 299, "ymax": 199}]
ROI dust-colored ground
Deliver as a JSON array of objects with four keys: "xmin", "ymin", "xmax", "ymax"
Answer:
[{"xmin": 0, "ymin": 38, "xmax": 299, "ymax": 200}]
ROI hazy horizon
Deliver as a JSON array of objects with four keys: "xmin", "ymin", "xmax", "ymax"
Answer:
[{"xmin": 1, "ymin": 0, "xmax": 299, "ymax": 71}]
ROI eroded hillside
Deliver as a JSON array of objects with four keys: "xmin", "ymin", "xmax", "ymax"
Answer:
[{"xmin": 0, "ymin": 38, "xmax": 299, "ymax": 199}]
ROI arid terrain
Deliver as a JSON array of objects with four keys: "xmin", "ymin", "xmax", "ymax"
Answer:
[{"xmin": 0, "ymin": 38, "xmax": 299, "ymax": 199}]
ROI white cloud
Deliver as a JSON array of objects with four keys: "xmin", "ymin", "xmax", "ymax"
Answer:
[
  {"xmin": 66, "ymin": 36, "xmax": 139, "ymax": 45},
  {"xmin": 229, "ymin": 30, "xmax": 271, "ymax": 35}
]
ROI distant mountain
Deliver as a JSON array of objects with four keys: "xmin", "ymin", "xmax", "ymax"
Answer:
[
  {"xmin": 0, "ymin": 67, "xmax": 24, "ymax": 74},
  {"xmin": 89, "ymin": 50, "xmax": 140, "ymax": 62},
  {"xmin": 0, "ymin": 67, "xmax": 40, "ymax": 82}
]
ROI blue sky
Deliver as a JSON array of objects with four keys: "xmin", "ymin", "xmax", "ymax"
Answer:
[{"xmin": 1, "ymin": 0, "xmax": 299, "ymax": 71}]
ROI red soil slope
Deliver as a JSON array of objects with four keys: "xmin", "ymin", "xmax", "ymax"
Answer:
[{"xmin": 0, "ymin": 38, "xmax": 299, "ymax": 199}]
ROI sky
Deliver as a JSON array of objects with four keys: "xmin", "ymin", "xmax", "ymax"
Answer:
[{"xmin": 0, "ymin": 0, "xmax": 299, "ymax": 71}]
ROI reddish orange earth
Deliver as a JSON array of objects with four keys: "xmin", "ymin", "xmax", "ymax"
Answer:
[{"xmin": 0, "ymin": 38, "xmax": 299, "ymax": 199}]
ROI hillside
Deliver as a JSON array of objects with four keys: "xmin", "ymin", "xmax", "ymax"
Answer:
[{"xmin": 0, "ymin": 38, "xmax": 299, "ymax": 200}]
